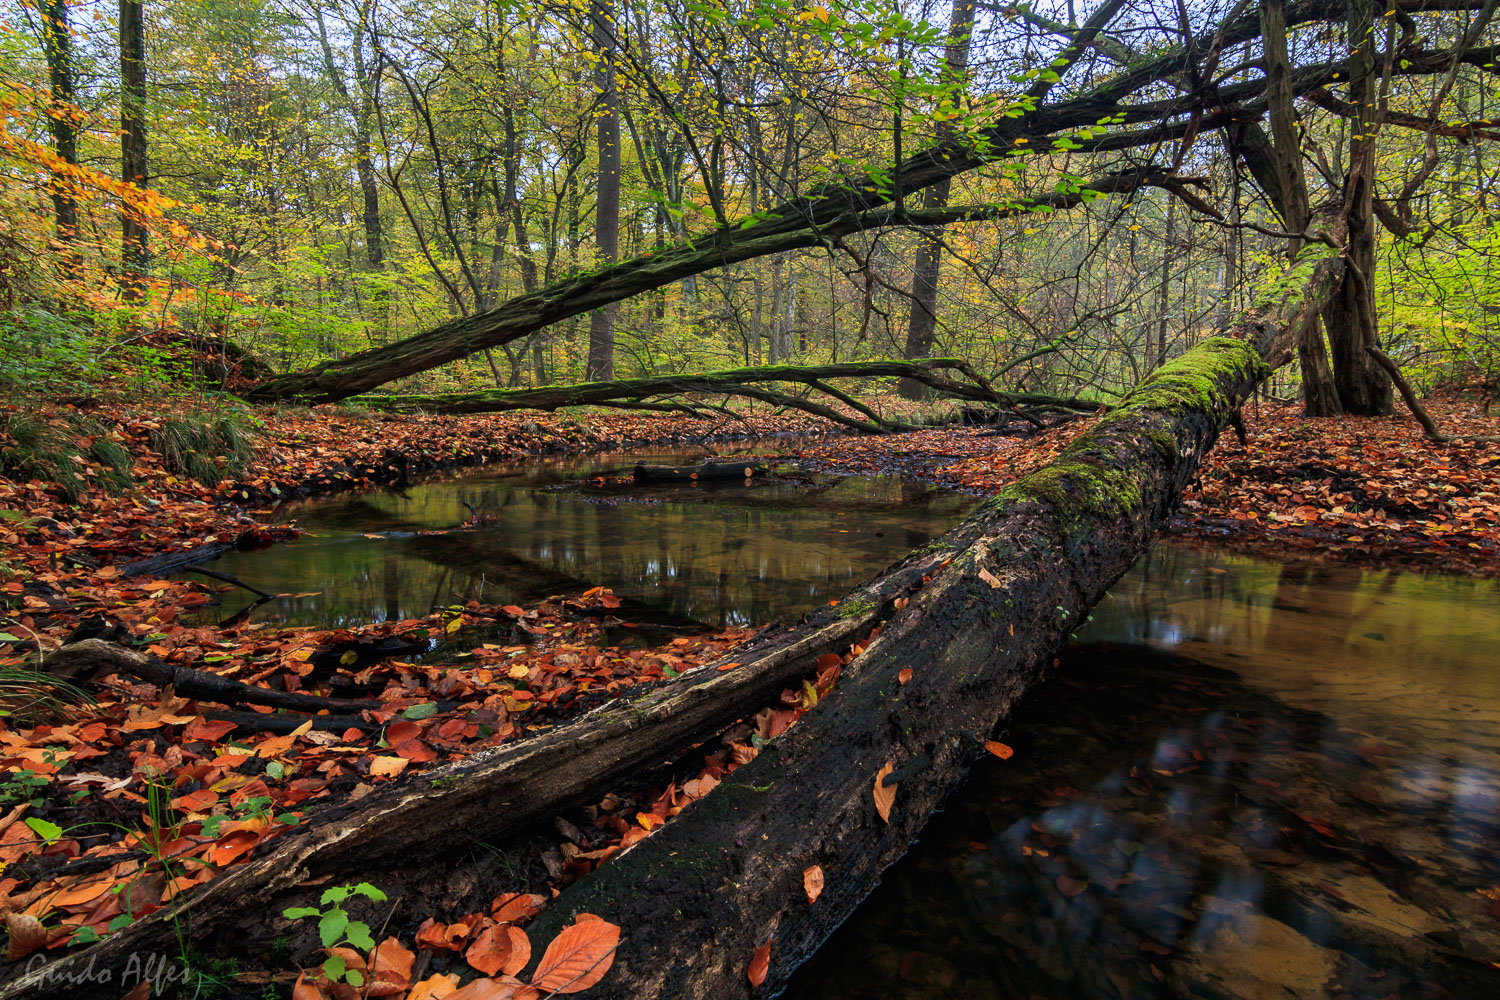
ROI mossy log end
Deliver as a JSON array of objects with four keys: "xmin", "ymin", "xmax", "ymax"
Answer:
[{"xmin": 0, "ymin": 236, "xmax": 1345, "ymax": 1000}]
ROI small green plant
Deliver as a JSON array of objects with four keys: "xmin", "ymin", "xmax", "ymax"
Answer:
[
  {"xmin": 283, "ymin": 882, "xmax": 388, "ymax": 988},
  {"xmin": 0, "ymin": 767, "xmax": 49, "ymax": 807},
  {"xmin": 198, "ymin": 795, "xmax": 298, "ymax": 838}
]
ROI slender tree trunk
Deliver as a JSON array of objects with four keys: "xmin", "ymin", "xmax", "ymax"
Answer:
[
  {"xmin": 899, "ymin": 0, "xmax": 976, "ymax": 399},
  {"xmin": 352, "ymin": 17, "xmax": 384, "ymax": 270},
  {"xmin": 119, "ymin": 0, "xmax": 150, "ymax": 300},
  {"xmin": 1320, "ymin": 0, "xmax": 1393, "ymax": 415},
  {"xmin": 587, "ymin": 0, "xmax": 621, "ymax": 380},
  {"xmin": 40, "ymin": 0, "xmax": 78, "ymax": 246},
  {"xmin": 1151, "ymin": 195, "xmax": 1177, "ymax": 370},
  {"xmin": 1262, "ymin": 0, "xmax": 1341, "ymax": 414}
]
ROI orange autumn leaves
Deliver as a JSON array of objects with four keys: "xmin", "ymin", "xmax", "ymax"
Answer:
[{"xmin": 297, "ymin": 898, "xmax": 620, "ymax": 1000}]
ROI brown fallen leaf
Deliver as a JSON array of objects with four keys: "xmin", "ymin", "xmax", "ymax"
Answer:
[
  {"xmin": 984, "ymin": 741, "xmax": 1014, "ymax": 760},
  {"xmin": 748, "ymin": 937, "xmax": 771, "ymax": 987},
  {"xmin": 5, "ymin": 911, "xmax": 49, "ymax": 960},
  {"xmin": 873, "ymin": 761, "xmax": 896, "ymax": 823},
  {"xmin": 803, "ymin": 865, "xmax": 824, "ymax": 904},
  {"xmin": 530, "ymin": 913, "xmax": 620, "ymax": 993}
]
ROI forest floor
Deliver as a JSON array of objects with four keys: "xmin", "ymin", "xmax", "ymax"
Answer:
[{"xmin": 0, "ymin": 393, "xmax": 1495, "ymax": 997}]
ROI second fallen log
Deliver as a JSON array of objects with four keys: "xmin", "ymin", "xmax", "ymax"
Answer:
[{"xmin": 633, "ymin": 461, "xmax": 768, "ymax": 483}]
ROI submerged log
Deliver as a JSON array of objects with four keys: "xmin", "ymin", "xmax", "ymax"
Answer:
[
  {"xmin": 0, "ymin": 239, "xmax": 1346, "ymax": 999},
  {"xmin": 634, "ymin": 461, "xmax": 768, "ymax": 483}
]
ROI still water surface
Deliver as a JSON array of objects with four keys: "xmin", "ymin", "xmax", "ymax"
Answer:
[
  {"xmin": 191, "ymin": 448, "xmax": 977, "ymax": 629},
  {"xmin": 786, "ymin": 544, "xmax": 1500, "ymax": 999}
]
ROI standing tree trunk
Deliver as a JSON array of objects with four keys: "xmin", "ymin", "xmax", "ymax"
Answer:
[
  {"xmin": 587, "ymin": 0, "xmax": 621, "ymax": 381},
  {"xmin": 899, "ymin": 0, "xmax": 976, "ymax": 399},
  {"xmin": 352, "ymin": 12, "xmax": 384, "ymax": 271},
  {"xmin": 40, "ymin": 0, "xmax": 78, "ymax": 246},
  {"xmin": 119, "ymin": 0, "xmax": 150, "ymax": 300},
  {"xmin": 1150, "ymin": 194, "xmax": 1177, "ymax": 370},
  {"xmin": 1261, "ymin": 0, "xmax": 1342, "ymax": 414},
  {"xmin": 1320, "ymin": 0, "xmax": 1393, "ymax": 415}
]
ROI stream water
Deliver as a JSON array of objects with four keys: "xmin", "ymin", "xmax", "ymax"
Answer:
[
  {"xmin": 786, "ymin": 543, "xmax": 1500, "ymax": 1000},
  {"xmin": 187, "ymin": 448, "xmax": 978, "ymax": 629},
  {"xmin": 197, "ymin": 454, "xmax": 1500, "ymax": 998}
]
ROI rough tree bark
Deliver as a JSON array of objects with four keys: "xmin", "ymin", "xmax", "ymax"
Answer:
[
  {"xmin": 39, "ymin": 0, "xmax": 78, "ymax": 245},
  {"xmin": 119, "ymin": 0, "xmax": 150, "ymax": 298},
  {"xmin": 587, "ymin": 0, "xmax": 621, "ymax": 381},
  {"xmin": 1260, "ymin": 0, "xmax": 1342, "ymax": 414},
  {"xmin": 1320, "ymin": 0, "xmax": 1394, "ymax": 415},
  {"xmin": 0, "ymin": 233, "xmax": 1349, "ymax": 1000}
]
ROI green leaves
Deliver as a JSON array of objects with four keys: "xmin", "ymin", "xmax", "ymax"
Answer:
[
  {"xmin": 283, "ymin": 882, "xmax": 389, "ymax": 985},
  {"xmin": 25, "ymin": 817, "xmax": 62, "ymax": 843}
]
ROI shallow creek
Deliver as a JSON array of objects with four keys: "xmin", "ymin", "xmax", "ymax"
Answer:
[
  {"xmin": 188, "ymin": 447, "xmax": 977, "ymax": 629},
  {"xmin": 786, "ymin": 543, "xmax": 1500, "ymax": 1000}
]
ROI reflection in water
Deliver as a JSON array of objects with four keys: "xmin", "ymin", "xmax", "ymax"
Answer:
[
  {"xmin": 786, "ymin": 544, "xmax": 1500, "ymax": 1000},
  {"xmin": 189, "ymin": 449, "xmax": 977, "ymax": 629}
]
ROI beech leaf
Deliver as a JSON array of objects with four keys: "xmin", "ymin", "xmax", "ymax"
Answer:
[
  {"xmin": 748, "ymin": 937, "xmax": 771, "ymax": 987},
  {"xmin": 803, "ymin": 865, "xmax": 824, "ymax": 904},
  {"xmin": 529, "ymin": 914, "xmax": 620, "ymax": 993},
  {"xmin": 872, "ymin": 761, "xmax": 896, "ymax": 823}
]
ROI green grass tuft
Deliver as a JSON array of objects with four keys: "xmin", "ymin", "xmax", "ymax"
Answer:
[{"xmin": 148, "ymin": 411, "xmax": 258, "ymax": 485}]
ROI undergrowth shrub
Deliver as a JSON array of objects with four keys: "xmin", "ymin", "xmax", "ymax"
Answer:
[
  {"xmin": 0, "ymin": 413, "xmax": 136, "ymax": 499},
  {"xmin": 148, "ymin": 411, "xmax": 258, "ymax": 484}
]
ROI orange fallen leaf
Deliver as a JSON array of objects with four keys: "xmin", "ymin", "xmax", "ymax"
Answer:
[
  {"xmin": 715, "ymin": 662, "xmax": 741, "ymax": 671},
  {"xmin": 408, "ymin": 973, "xmax": 462, "ymax": 1000},
  {"xmin": 748, "ymin": 937, "xmax": 771, "ymax": 987},
  {"xmin": 803, "ymin": 865, "xmax": 824, "ymax": 904},
  {"xmin": 897, "ymin": 668, "xmax": 912, "ymax": 685},
  {"xmin": 369, "ymin": 935, "xmax": 416, "ymax": 990},
  {"xmin": 873, "ymin": 761, "xmax": 896, "ymax": 823},
  {"xmin": 291, "ymin": 971, "xmax": 329, "ymax": 1000},
  {"xmin": 370, "ymin": 755, "xmax": 409, "ymax": 777},
  {"xmin": 530, "ymin": 913, "xmax": 620, "ymax": 993},
  {"xmin": 466, "ymin": 923, "xmax": 531, "ymax": 977},
  {"xmin": 491, "ymin": 892, "xmax": 547, "ymax": 924},
  {"xmin": 984, "ymin": 741, "xmax": 1014, "ymax": 760},
  {"xmin": 450, "ymin": 977, "xmax": 539, "ymax": 999}
]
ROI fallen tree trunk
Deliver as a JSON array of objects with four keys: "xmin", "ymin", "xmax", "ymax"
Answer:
[
  {"xmin": 634, "ymin": 462, "xmax": 768, "ymax": 483},
  {"xmin": 0, "ymin": 238, "xmax": 1345, "ymax": 999},
  {"xmin": 42, "ymin": 639, "xmax": 379, "ymax": 716},
  {"xmin": 347, "ymin": 359, "xmax": 1094, "ymax": 434}
]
